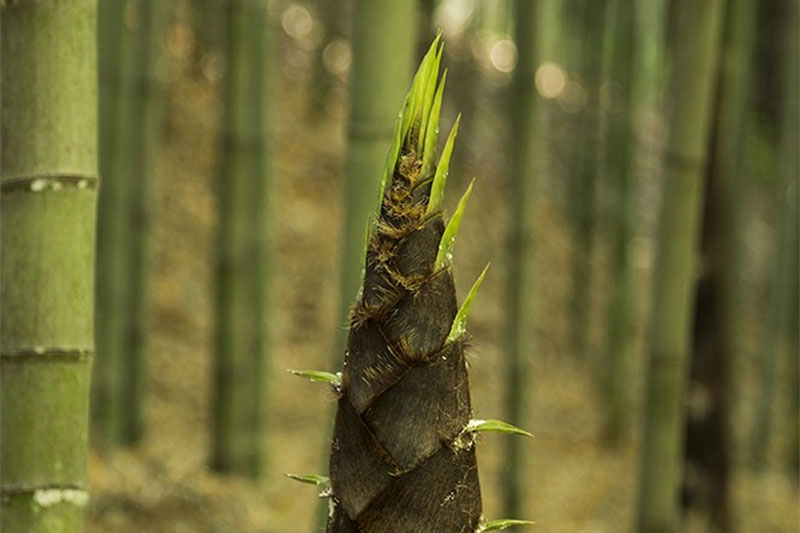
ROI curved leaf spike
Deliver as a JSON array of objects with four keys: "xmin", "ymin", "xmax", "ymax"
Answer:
[
  {"xmin": 479, "ymin": 519, "xmax": 537, "ymax": 531},
  {"xmin": 421, "ymin": 69, "xmax": 447, "ymax": 178},
  {"xmin": 401, "ymin": 34, "xmax": 441, "ymax": 144},
  {"xmin": 465, "ymin": 419, "xmax": 533, "ymax": 438},
  {"xmin": 447, "ymin": 262, "xmax": 490, "ymax": 342},
  {"xmin": 288, "ymin": 369, "xmax": 342, "ymax": 387},
  {"xmin": 427, "ymin": 114, "xmax": 461, "ymax": 216},
  {"xmin": 435, "ymin": 177, "xmax": 474, "ymax": 270},
  {"xmin": 286, "ymin": 473, "xmax": 331, "ymax": 486},
  {"xmin": 417, "ymin": 42, "xmax": 444, "ymax": 154}
]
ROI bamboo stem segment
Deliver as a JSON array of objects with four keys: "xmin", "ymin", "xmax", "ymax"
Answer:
[{"xmin": 1, "ymin": 0, "xmax": 97, "ymax": 530}]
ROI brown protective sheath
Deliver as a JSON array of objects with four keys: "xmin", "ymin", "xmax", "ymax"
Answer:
[{"xmin": 327, "ymin": 159, "xmax": 482, "ymax": 532}]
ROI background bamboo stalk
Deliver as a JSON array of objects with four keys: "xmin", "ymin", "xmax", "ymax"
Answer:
[
  {"xmin": 568, "ymin": 0, "xmax": 606, "ymax": 360},
  {"xmin": 602, "ymin": 0, "xmax": 637, "ymax": 446},
  {"xmin": 751, "ymin": 0, "xmax": 799, "ymax": 471},
  {"xmin": 94, "ymin": 0, "xmax": 129, "ymax": 450},
  {"xmin": 636, "ymin": 0, "xmax": 725, "ymax": 530},
  {"xmin": 211, "ymin": 0, "xmax": 273, "ymax": 479},
  {"xmin": 501, "ymin": 0, "xmax": 541, "ymax": 519}
]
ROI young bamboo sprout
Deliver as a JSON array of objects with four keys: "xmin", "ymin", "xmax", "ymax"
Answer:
[{"xmin": 292, "ymin": 39, "xmax": 533, "ymax": 532}]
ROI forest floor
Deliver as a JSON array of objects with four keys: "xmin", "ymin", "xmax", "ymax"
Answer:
[{"xmin": 88, "ymin": 29, "xmax": 798, "ymax": 533}]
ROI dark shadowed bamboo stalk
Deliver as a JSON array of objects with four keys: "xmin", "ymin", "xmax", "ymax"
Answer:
[
  {"xmin": 602, "ymin": 0, "xmax": 637, "ymax": 446},
  {"xmin": 94, "ymin": 0, "xmax": 128, "ymax": 449},
  {"xmin": 212, "ymin": 0, "xmax": 272, "ymax": 479},
  {"xmin": 502, "ymin": 0, "xmax": 541, "ymax": 519},
  {"xmin": 681, "ymin": 0, "xmax": 755, "ymax": 528},
  {"xmin": 0, "ymin": 0, "xmax": 97, "ymax": 529},
  {"xmin": 95, "ymin": 0, "xmax": 168, "ymax": 447},
  {"xmin": 569, "ymin": 0, "xmax": 606, "ymax": 360},
  {"xmin": 751, "ymin": 0, "xmax": 799, "ymax": 470},
  {"xmin": 118, "ymin": 0, "xmax": 168, "ymax": 445},
  {"xmin": 307, "ymin": 0, "xmax": 351, "ymax": 119},
  {"xmin": 636, "ymin": 0, "xmax": 724, "ymax": 531}
]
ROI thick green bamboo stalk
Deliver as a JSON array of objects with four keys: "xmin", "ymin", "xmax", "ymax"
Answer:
[
  {"xmin": 569, "ymin": 0, "xmax": 606, "ymax": 360},
  {"xmin": 751, "ymin": 0, "xmax": 799, "ymax": 469},
  {"xmin": 0, "ymin": 1, "xmax": 97, "ymax": 531},
  {"xmin": 636, "ymin": 1, "xmax": 724, "ymax": 531},
  {"xmin": 502, "ymin": 0, "xmax": 540, "ymax": 519},
  {"xmin": 334, "ymin": 0, "xmax": 416, "ymax": 360},
  {"xmin": 602, "ymin": 0, "xmax": 636, "ymax": 446},
  {"xmin": 212, "ymin": 0, "xmax": 272, "ymax": 479}
]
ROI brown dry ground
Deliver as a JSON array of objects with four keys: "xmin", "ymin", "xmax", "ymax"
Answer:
[{"xmin": 88, "ymin": 30, "xmax": 799, "ymax": 533}]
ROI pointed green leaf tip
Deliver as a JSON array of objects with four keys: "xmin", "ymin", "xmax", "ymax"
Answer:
[
  {"xmin": 427, "ymin": 114, "xmax": 461, "ymax": 217},
  {"xmin": 465, "ymin": 419, "xmax": 533, "ymax": 438},
  {"xmin": 435, "ymin": 176, "xmax": 472, "ymax": 271},
  {"xmin": 447, "ymin": 262, "xmax": 489, "ymax": 342},
  {"xmin": 421, "ymin": 69, "xmax": 447, "ymax": 177},
  {"xmin": 285, "ymin": 473, "xmax": 330, "ymax": 486},
  {"xmin": 379, "ymin": 35, "xmax": 443, "ymax": 219},
  {"xmin": 417, "ymin": 44, "xmax": 444, "ymax": 154},
  {"xmin": 401, "ymin": 33, "xmax": 442, "ymax": 145},
  {"xmin": 479, "ymin": 519, "xmax": 536, "ymax": 531},
  {"xmin": 288, "ymin": 369, "xmax": 342, "ymax": 387}
]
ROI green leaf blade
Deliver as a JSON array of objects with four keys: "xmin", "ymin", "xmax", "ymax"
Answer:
[
  {"xmin": 288, "ymin": 369, "xmax": 342, "ymax": 386},
  {"xmin": 402, "ymin": 34, "xmax": 441, "ymax": 144},
  {"xmin": 447, "ymin": 261, "xmax": 489, "ymax": 342},
  {"xmin": 285, "ymin": 473, "xmax": 330, "ymax": 486},
  {"xmin": 417, "ymin": 42, "xmax": 444, "ymax": 153},
  {"xmin": 481, "ymin": 518, "xmax": 536, "ymax": 531},
  {"xmin": 421, "ymin": 69, "xmax": 447, "ymax": 177},
  {"xmin": 465, "ymin": 419, "xmax": 533, "ymax": 438},
  {"xmin": 426, "ymin": 114, "xmax": 461, "ymax": 216},
  {"xmin": 435, "ymin": 176, "xmax": 473, "ymax": 270}
]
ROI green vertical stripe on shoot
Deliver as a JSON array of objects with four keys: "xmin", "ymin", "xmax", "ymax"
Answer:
[
  {"xmin": 417, "ymin": 42, "xmax": 444, "ymax": 154},
  {"xmin": 421, "ymin": 69, "xmax": 447, "ymax": 178},
  {"xmin": 435, "ymin": 177, "xmax": 473, "ymax": 270},
  {"xmin": 447, "ymin": 263, "xmax": 490, "ymax": 342},
  {"xmin": 427, "ymin": 114, "xmax": 461, "ymax": 216}
]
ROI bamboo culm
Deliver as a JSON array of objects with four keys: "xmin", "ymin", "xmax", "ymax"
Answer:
[
  {"xmin": 636, "ymin": 0, "xmax": 724, "ymax": 531},
  {"xmin": 1, "ymin": 0, "xmax": 97, "ymax": 530},
  {"xmin": 211, "ymin": 0, "xmax": 273, "ymax": 479},
  {"xmin": 502, "ymin": 0, "xmax": 541, "ymax": 519}
]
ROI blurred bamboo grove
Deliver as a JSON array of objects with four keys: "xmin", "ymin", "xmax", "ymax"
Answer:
[{"xmin": 0, "ymin": 0, "xmax": 796, "ymax": 532}]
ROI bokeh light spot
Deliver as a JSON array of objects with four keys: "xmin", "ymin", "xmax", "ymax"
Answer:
[
  {"xmin": 535, "ymin": 61, "xmax": 566, "ymax": 99},
  {"xmin": 490, "ymin": 39, "xmax": 517, "ymax": 73},
  {"xmin": 323, "ymin": 39, "xmax": 352, "ymax": 77},
  {"xmin": 282, "ymin": 3, "xmax": 314, "ymax": 40}
]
